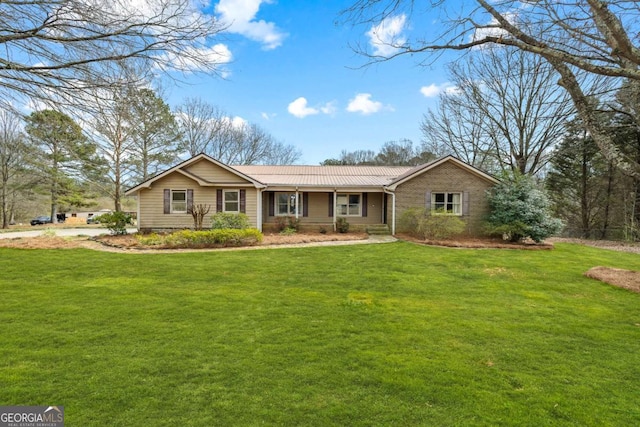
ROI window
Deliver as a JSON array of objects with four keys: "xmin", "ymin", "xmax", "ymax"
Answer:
[
  {"xmin": 276, "ymin": 193, "xmax": 299, "ymax": 216},
  {"xmin": 224, "ymin": 190, "xmax": 239, "ymax": 213},
  {"xmin": 171, "ymin": 190, "xmax": 187, "ymax": 213},
  {"xmin": 336, "ymin": 193, "xmax": 361, "ymax": 216},
  {"xmin": 433, "ymin": 192, "xmax": 462, "ymax": 215}
]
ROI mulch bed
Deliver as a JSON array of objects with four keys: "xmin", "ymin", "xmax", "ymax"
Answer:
[
  {"xmin": 396, "ymin": 233, "xmax": 554, "ymax": 250},
  {"xmin": 584, "ymin": 267, "xmax": 640, "ymax": 293},
  {"xmin": 92, "ymin": 232, "xmax": 369, "ymax": 250}
]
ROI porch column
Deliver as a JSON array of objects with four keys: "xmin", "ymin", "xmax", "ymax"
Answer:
[
  {"xmin": 256, "ymin": 189, "xmax": 263, "ymax": 232},
  {"xmin": 333, "ymin": 189, "xmax": 337, "ymax": 232},
  {"xmin": 391, "ymin": 191, "xmax": 396, "ymax": 235},
  {"xmin": 295, "ymin": 188, "xmax": 299, "ymax": 219}
]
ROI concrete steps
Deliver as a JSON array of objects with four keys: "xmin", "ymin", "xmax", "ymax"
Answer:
[{"xmin": 366, "ymin": 224, "xmax": 391, "ymax": 235}]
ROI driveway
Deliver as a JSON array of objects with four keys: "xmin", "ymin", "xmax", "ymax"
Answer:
[{"xmin": 0, "ymin": 227, "xmax": 137, "ymax": 239}]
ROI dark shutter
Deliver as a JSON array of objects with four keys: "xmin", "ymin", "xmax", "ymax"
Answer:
[
  {"xmin": 216, "ymin": 189, "xmax": 223, "ymax": 212},
  {"xmin": 268, "ymin": 192, "xmax": 275, "ymax": 217},
  {"xmin": 240, "ymin": 189, "xmax": 246, "ymax": 213},
  {"xmin": 187, "ymin": 189, "xmax": 194, "ymax": 213},
  {"xmin": 362, "ymin": 192, "xmax": 368, "ymax": 217},
  {"xmin": 328, "ymin": 193, "xmax": 334, "ymax": 217},
  {"xmin": 303, "ymin": 192, "xmax": 309, "ymax": 217},
  {"xmin": 425, "ymin": 190, "xmax": 432, "ymax": 211},
  {"xmin": 462, "ymin": 191, "xmax": 470, "ymax": 216},
  {"xmin": 163, "ymin": 189, "xmax": 170, "ymax": 214}
]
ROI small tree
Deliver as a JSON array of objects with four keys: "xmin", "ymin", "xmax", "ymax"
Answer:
[
  {"xmin": 95, "ymin": 211, "xmax": 132, "ymax": 235},
  {"xmin": 189, "ymin": 204, "xmax": 211, "ymax": 231},
  {"xmin": 486, "ymin": 174, "xmax": 563, "ymax": 243}
]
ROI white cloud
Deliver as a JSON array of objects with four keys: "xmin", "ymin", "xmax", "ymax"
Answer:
[
  {"xmin": 288, "ymin": 97, "xmax": 318, "ymax": 118},
  {"xmin": 471, "ymin": 12, "xmax": 518, "ymax": 45},
  {"xmin": 158, "ymin": 43, "xmax": 233, "ymax": 75},
  {"xmin": 367, "ymin": 14, "xmax": 407, "ymax": 57},
  {"xmin": 420, "ymin": 83, "xmax": 459, "ymax": 98},
  {"xmin": 320, "ymin": 101, "xmax": 337, "ymax": 115},
  {"xmin": 261, "ymin": 112, "xmax": 276, "ymax": 120},
  {"xmin": 287, "ymin": 98, "xmax": 336, "ymax": 118},
  {"xmin": 216, "ymin": 0, "xmax": 287, "ymax": 50},
  {"xmin": 346, "ymin": 93, "xmax": 387, "ymax": 115}
]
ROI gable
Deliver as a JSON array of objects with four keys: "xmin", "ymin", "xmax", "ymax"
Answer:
[
  {"xmin": 395, "ymin": 161, "xmax": 495, "ymax": 192},
  {"xmin": 125, "ymin": 153, "xmax": 263, "ymax": 196},
  {"xmin": 385, "ymin": 156, "xmax": 498, "ymax": 190},
  {"xmin": 184, "ymin": 158, "xmax": 253, "ymax": 185}
]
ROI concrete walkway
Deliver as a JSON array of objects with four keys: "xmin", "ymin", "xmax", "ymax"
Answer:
[{"xmin": 0, "ymin": 227, "xmax": 137, "ymax": 239}]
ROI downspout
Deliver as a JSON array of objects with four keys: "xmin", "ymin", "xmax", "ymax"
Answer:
[
  {"xmin": 136, "ymin": 192, "xmax": 141, "ymax": 232},
  {"xmin": 383, "ymin": 188, "xmax": 396, "ymax": 235}
]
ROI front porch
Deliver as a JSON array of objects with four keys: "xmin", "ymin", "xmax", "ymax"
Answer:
[{"xmin": 259, "ymin": 190, "xmax": 390, "ymax": 232}]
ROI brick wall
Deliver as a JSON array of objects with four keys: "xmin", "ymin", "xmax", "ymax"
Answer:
[{"xmin": 394, "ymin": 162, "xmax": 496, "ymax": 235}]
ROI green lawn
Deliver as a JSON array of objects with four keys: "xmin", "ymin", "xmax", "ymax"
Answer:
[{"xmin": 1, "ymin": 242, "xmax": 639, "ymax": 426}]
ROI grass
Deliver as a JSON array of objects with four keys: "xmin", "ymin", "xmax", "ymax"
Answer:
[{"xmin": 1, "ymin": 242, "xmax": 639, "ymax": 426}]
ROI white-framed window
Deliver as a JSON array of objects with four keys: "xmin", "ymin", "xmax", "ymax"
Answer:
[
  {"xmin": 171, "ymin": 190, "xmax": 187, "ymax": 213},
  {"xmin": 276, "ymin": 193, "xmax": 300, "ymax": 216},
  {"xmin": 433, "ymin": 192, "xmax": 462, "ymax": 215},
  {"xmin": 224, "ymin": 190, "xmax": 239, "ymax": 213},
  {"xmin": 337, "ymin": 193, "xmax": 361, "ymax": 216}
]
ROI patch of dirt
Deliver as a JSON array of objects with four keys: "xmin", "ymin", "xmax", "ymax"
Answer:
[
  {"xmin": 548, "ymin": 237, "xmax": 640, "ymax": 254},
  {"xmin": 585, "ymin": 267, "xmax": 640, "ymax": 293},
  {"xmin": 91, "ymin": 232, "xmax": 369, "ymax": 251},
  {"xmin": 395, "ymin": 233, "xmax": 554, "ymax": 250},
  {"xmin": 0, "ymin": 235, "xmax": 95, "ymax": 250}
]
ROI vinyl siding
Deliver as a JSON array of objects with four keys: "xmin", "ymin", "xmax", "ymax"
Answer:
[
  {"xmin": 138, "ymin": 173, "xmax": 258, "ymax": 230},
  {"xmin": 394, "ymin": 162, "xmax": 495, "ymax": 235},
  {"xmin": 184, "ymin": 159, "xmax": 252, "ymax": 184},
  {"xmin": 261, "ymin": 191, "xmax": 384, "ymax": 226}
]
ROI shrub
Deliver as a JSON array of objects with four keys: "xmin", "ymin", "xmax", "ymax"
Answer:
[
  {"xmin": 399, "ymin": 207, "xmax": 423, "ymax": 234},
  {"xmin": 336, "ymin": 217, "xmax": 350, "ymax": 233},
  {"xmin": 280, "ymin": 227, "xmax": 298, "ymax": 236},
  {"xmin": 211, "ymin": 212, "xmax": 250, "ymax": 230},
  {"xmin": 135, "ymin": 233, "xmax": 164, "ymax": 246},
  {"xmin": 274, "ymin": 216, "xmax": 300, "ymax": 232},
  {"xmin": 399, "ymin": 207, "xmax": 466, "ymax": 240},
  {"xmin": 162, "ymin": 228, "xmax": 263, "ymax": 248},
  {"xmin": 486, "ymin": 173, "xmax": 563, "ymax": 242},
  {"xmin": 95, "ymin": 211, "xmax": 132, "ymax": 235}
]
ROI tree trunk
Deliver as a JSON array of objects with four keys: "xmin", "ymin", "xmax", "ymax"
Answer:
[
  {"xmin": 1, "ymin": 180, "xmax": 7, "ymax": 229},
  {"xmin": 600, "ymin": 163, "xmax": 614, "ymax": 239},
  {"xmin": 581, "ymin": 145, "xmax": 590, "ymax": 238}
]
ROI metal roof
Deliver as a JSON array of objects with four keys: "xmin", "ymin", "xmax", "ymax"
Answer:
[{"xmin": 233, "ymin": 165, "xmax": 414, "ymax": 187}]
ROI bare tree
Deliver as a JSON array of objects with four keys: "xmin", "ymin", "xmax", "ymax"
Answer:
[
  {"xmin": 344, "ymin": 0, "xmax": 640, "ymax": 175},
  {"xmin": 175, "ymin": 98, "xmax": 302, "ymax": 165},
  {"xmin": 227, "ymin": 123, "xmax": 301, "ymax": 165},
  {"xmin": 88, "ymin": 87, "xmax": 136, "ymax": 212},
  {"xmin": 0, "ymin": 111, "xmax": 29, "ymax": 228},
  {"xmin": 422, "ymin": 47, "xmax": 574, "ymax": 175},
  {"xmin": 0, "ymin": 0, "xmax": 227, "ymax": 110},
  {"xmin": 322, "ymin": 140, "xmax": 434, "ymax": 165},
  {"xmin": 422, "ymin": 93, "xmax": 494, "ymax": 171},
  {"xmin": 176, "ymin": 98, "xmax": 234, "ymax": 157}
]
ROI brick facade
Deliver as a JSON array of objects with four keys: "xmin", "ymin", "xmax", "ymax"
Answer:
[{"xmin": 394, "ymin": 162, "xmax": 496, "ymax": 235}]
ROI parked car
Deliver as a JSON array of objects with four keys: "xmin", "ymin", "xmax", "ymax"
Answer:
[
  {"xmin": 30, "ymin": 216, "xmax": 52, "ymax": 226},
  {"xmin": 86, "ymin": 216, "xmax": 100, "ymax": 224}
]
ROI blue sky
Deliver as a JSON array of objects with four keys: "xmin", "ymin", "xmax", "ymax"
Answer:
[{"xmin": 164, "ymin": 0, "xmax": 460, "ymax": 165}]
